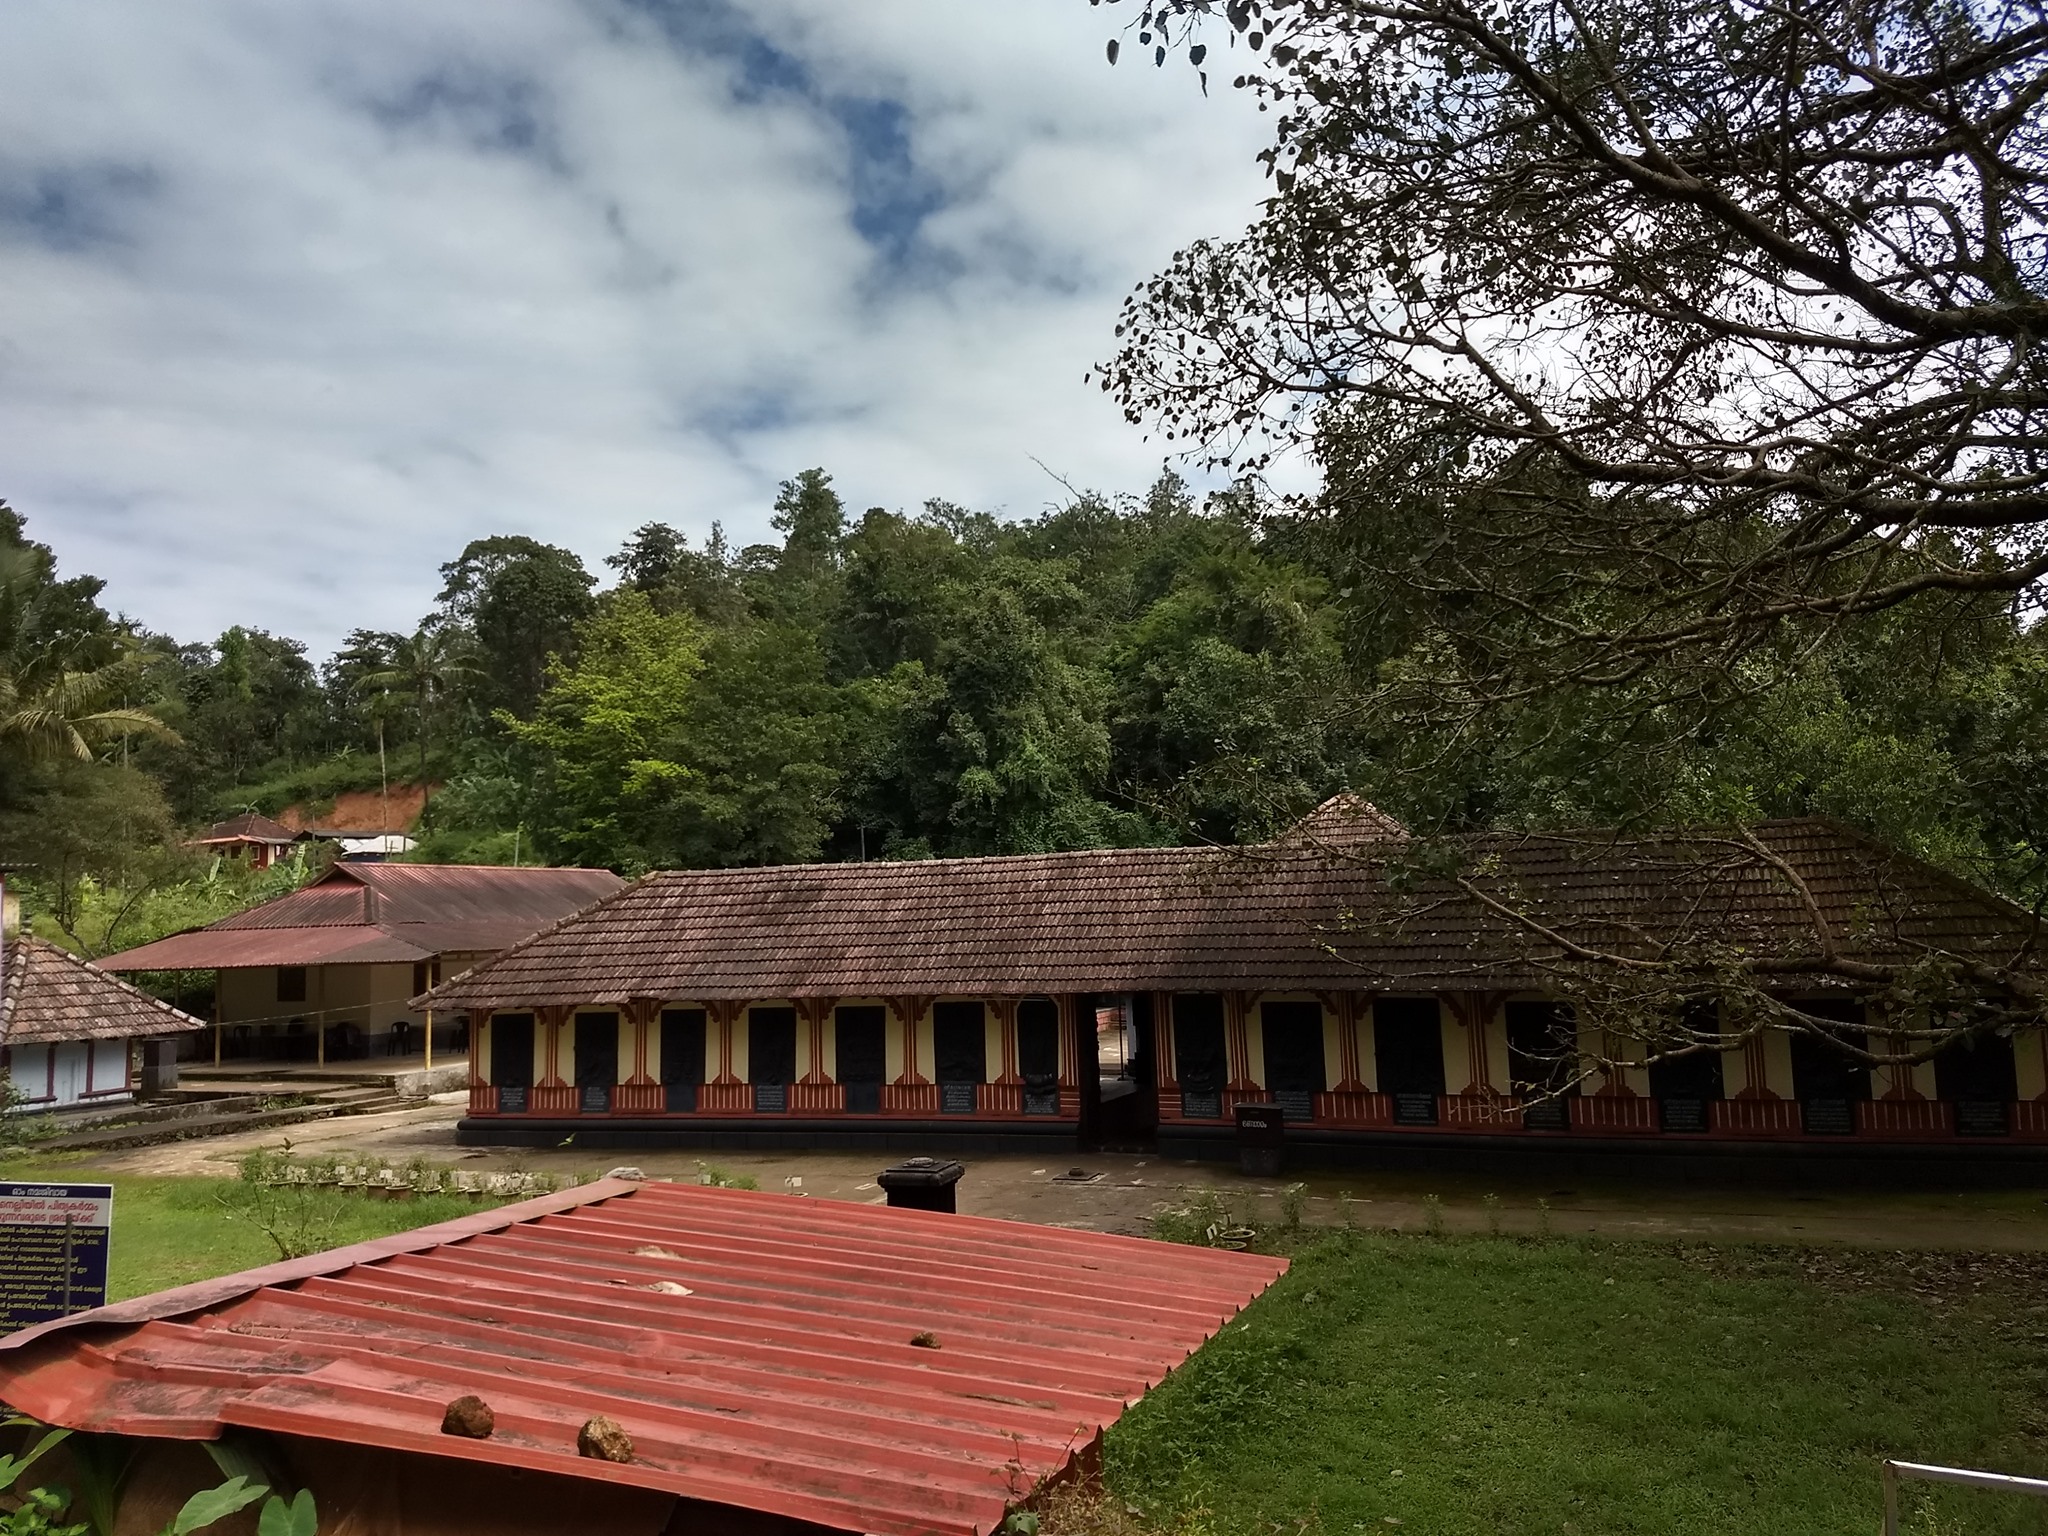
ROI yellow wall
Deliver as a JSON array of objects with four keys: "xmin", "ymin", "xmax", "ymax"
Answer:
[
  {"xmin": 2018, "ymin": 1031, "xmax": 2048, "ymax": 1100},
  {"xmin": 217, "ymin": 963, "xmax": 422, "ymax": 1037}
]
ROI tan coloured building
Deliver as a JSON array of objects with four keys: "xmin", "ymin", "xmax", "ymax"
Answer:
[{"xmin": 100, "ymin": 862, "xmax": 623, "ymax": 1063}]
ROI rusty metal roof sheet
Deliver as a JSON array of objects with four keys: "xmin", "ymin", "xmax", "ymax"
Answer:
[
  {"xmin": 0, "ymin": 1180, "xmax": 1284, "ymax": 1536},
  {"xmin": 187, "ymin": 812, "xmax": 299, "ymax": 847},
  {"xmin": 423, "ymin": 818, "xmax": 2043, "ymax": 1009},
  {"xmin": 0, "ymin": 939, "xmax": 206, "ymax": 1043},
  {"xmin": 98, "ymin": 864, "xmax": 626, "ymax": 973},
  {"xmin": 96, "ymin": 927, "xmax": 434, "ymax": 972}
]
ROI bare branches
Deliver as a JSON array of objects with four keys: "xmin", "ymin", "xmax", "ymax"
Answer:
[{"xmin": 1099, "ymin": 0, "xmax": 2048, "ymax": 685}]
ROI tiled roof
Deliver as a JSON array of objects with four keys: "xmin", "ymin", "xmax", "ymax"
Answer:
[
  {"xmin": 0, "ymin": 939, "xmax": 206, "ymax": 1044},
  {"xmin": 423, "ymin": 818, "xmax": 2043, "ymax": 1010},
  {"xmin": 99, "ymin": 864, "xmax": 626, "ymax": 973},
  {"xmin": 0, "ymin": 1179, "xmax": 1285, "ymax": 1536},
  {"xmin": 1272, "ymin": 792, "xmax": 1408, "ymax": 850}
]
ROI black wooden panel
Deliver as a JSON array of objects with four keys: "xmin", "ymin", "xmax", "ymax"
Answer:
[
  {"xmin": 1506, "ymin": 1001, "xmax": 1578, "ymax": 1099},
  {"xmin": 1374, "ymin": 999, "xmax": 1446, "ymax": 1097},
  {"xmin": 490, "ymin": 1013, "xmax": 534, "ymax": 1090},
  {"xmin": 573, "ymin": 1012, "xmax": 619, "ymax": 1090},
  {"xmin": 844, "ymin": 1082, "xmax": 881, "ymax": 1115},
  {"xmin": 749, "ymin": 1007, "xmax": 798, "ymax": 1087},
  {"xmin": 1935, "ymin": 1032, "xmax": 2019, "ymax": 1105},
  {"xmin": 1648, "ymin": 1047, "xmax": 1724, "ymax": 1105},
  {"xmin": 1018, "ymin": 998, "xmax": 1060, "ymax": 1092},
  {"xmin": 659, "ymin": 1009, "xmax": 706, "ymax": 1087},
  {"xmin": 835, "ymin": 1005, "xmax": 887, "ymax": 1085},
  {"xmin": 1261, "ymin": 1001, "xmax": 1326, "ymax": 1095},
  {"xmin": 933, "ymin": 1001, "xmax": 986, "ymax": 1086},
  {"xmin": 1790, "ymin": 1011, "xmax": 1871, "ymax": 1106},
  {"xmin": 1173, "ymin": 994, "xmax": 1227, "ymax": 1095},
  {"xmin": 664, "ymin": 1082, "xmax": 697, "ymax": 1113}
]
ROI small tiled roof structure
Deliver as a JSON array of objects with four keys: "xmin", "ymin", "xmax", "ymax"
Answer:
[
  {"xmin": 0, "ymin": 1178, "xmax": 1286, "ymax": 1536},
  {"xmin": 422, "ymin": 817, "xmax": 2045, "ymax": 1010},
  {"xmin": 1, "ymin": 938, "xmax": 205, "ymax": 1045},
  {"xmin": 187, "ymin": 812, "xmax": 299, "ymax": 849},
  {"xmin": 1270, "ymin": 792, "xmax": 1409, "ymax": 850},
  {"xmin": 98, "ymin": 863, "xmax": 626, "ymax": 974}
]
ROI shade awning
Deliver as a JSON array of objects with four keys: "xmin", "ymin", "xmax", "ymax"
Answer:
[{"xmin": 97, "ymin": 927, "xmax": 434, "ymax": 972}]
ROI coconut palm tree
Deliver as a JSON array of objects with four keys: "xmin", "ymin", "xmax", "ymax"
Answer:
[
  {"xmin": 353, "ymin": 625, "xmax": 479, "ymax": 790},
  {"xmin": 0, "ymin": 544, "xmax": 174, "ymax": 763}
]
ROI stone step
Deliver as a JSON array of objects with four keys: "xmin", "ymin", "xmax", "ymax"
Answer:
[{"xmin": 29, "ymin": 1102, "xmax": 345, "ymax": 1155}]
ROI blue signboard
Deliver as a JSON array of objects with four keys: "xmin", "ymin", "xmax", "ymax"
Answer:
[{"xmin": 0, "ymin": 1182, "xmax": 112, "ymax": 1334}]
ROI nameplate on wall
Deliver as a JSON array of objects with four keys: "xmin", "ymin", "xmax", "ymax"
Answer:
[
  {"xmin": 1655, "ymin": 1097, "xmax": 1707, "ymax": 1134},
  {"xmin": 941, "ymin": 1082, "xmax": 977, "ymax": 1115},
  {"xmin": 1523, "ymin": 1098, "xmax": 1571, "ymax": 1132},
  {"xmin": 754, "ymin": 1084, "xmax": 788, "ymax": 1114},
  {"xmin": 1800, "ymin": 1098, "xmax": 1855, "ymax": 1135},
  {"xmin": 1955, "ymin": 1100, "xmax": 2010, "ymax": 1137},
  {"xmin": 1179, "ymin": 1091, "xmax": 1222, "ymax": 1120},
  {"xmin": 1392, "ymin": 1092, "xmax": 1439, "ymax": 1126},
  {"xmin": 497, "ymin": 1086, "xmax": 528, "ymax": 1114}
]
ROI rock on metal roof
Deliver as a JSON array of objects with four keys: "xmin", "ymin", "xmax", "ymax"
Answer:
[
  {"xmin": 0, "ymin": 1179, "xmax": 1285, "ymax": 1536},
  {"xmin": 1, "ymin": 938, "xmax": 206, "ymax": 1044},
  {"xmin": 98, "ymin": 863, "xmax": 626, "ymax": 973},
  {"xmin": 423, "ymin": 818, "xmax": 2043, "ymax": 1010}
]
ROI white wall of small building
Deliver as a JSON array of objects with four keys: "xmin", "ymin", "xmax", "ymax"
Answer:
[{"xmin": 4, "ymin": 1039, "xmax": 135, "ymax": 1111}]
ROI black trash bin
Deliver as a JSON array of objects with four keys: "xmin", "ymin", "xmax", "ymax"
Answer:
[
  {"xmin": 877, "ymin": 1157, "xmax": 966, "ymax": 1213},
  {"xmin": 1234, "ymin": 1101, "xmax": 1286, "ymax": 1178}
]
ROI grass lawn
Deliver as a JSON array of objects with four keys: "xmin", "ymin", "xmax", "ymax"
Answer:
[
  {"xmin": 1106, "ymin": 1231, "xmax": 2048, "ymax": 1536},
  {"xmin": 2, "ymin": 1165, "xmax": 504, "ymax": 1302}
]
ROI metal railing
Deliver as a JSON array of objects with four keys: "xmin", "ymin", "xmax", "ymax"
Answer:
[{"xmin": 1883, "ymin": 1459, "xmax": 2048, "ymax": 1535}]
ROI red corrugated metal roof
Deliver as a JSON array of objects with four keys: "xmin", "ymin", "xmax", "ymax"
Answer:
[
  {"xmin": 96, "ymin": 926, "xmax": 433, "ymax": 972},
  {"xmin": 98, "ymin": 864, "xmax": 626, "ymax": 973},
  {"xmin": 0, "ymin": 1180, "xmax": 1284, "ymax": 1536}
]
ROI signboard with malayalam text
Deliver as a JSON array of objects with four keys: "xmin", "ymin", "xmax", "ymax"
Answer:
[{"xmin": 0, "ymin": 1182, "xmax": 112, "ymax": 1334}]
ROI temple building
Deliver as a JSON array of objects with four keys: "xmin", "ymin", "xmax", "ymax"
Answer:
[{"xmin": 422, "ymin": 802, "xmax": 2048, "ymax": 1174}]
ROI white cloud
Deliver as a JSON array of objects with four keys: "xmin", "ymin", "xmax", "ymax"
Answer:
[{"xmin": 0, "ymin": 0, "xmax": 1276, "ymax": 654}]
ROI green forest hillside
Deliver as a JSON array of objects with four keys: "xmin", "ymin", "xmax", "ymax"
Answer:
[{"xmin": 3, "ymin": 464, "xmax": 2045, "ymax": 958}]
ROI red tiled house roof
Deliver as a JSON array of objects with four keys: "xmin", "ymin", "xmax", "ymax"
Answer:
[
  {"xmin": 422, "ymin": 818, "xmax": 2044, "ymax": 1011},
  {"xmin": 1, "ymin": 939, "xmax": 205, "ymax": 1044},
  {"xmin": 98, "ymin": 864, "xmax": 627, "ymax": 973}
]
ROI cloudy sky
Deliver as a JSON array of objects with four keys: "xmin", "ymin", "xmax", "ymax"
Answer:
[{"xmin": 1, "ymin": 1, "xmax": 1273, "ymax": 657}]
